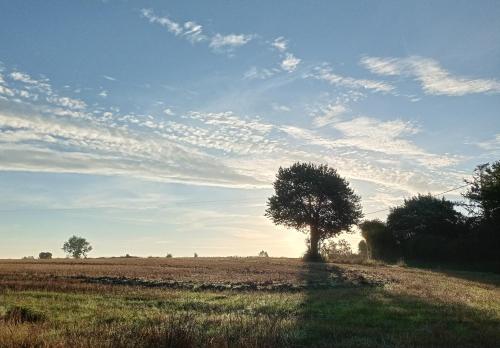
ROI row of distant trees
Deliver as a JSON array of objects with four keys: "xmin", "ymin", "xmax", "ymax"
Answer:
[
  {"xmin": 34, "ymin": 235, "xmax": 269, "ymax": 259},
  {"xmin": 32, "ymin": 236, "xmax": 93, "ymax": 260},
  {"xmin": 359, "ymin": 161, "xmax": 499, "ymax": 267}
]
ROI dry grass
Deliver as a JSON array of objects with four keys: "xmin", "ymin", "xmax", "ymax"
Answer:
[{"xmin": 0, "ymin": 257, "xmax": 499, "ymax": 347}]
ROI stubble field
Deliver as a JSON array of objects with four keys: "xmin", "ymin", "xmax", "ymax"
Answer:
[{"xmin": 0, "ymin": 257, "xmax": 499, "ymax": 347}]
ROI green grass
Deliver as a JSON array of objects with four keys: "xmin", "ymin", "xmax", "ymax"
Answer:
[
  {"xmin": 1, "ymin": 285, "xmax": 498, "ymax": 347},
  {"xmin": 0, "ymin": 259, "xmax": 499, "ymax": 347}
]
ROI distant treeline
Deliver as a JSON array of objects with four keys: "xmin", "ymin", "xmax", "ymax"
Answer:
[{"xmin": 359, "ymin": 161, "xmax": 500, "ymax": 270}]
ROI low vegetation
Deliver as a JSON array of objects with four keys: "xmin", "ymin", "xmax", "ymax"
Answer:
[{"xmin": 0, "ymin": 257, "xmax": 499, "ymax": 347}]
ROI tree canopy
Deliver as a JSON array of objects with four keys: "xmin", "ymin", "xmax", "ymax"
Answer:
[
  {"xmin": 38, "ymin": 252, "xmax": 52, "ymax": 260},
  {"xmin": 62, "ymin": 236, "xmax": 92, "ymax": 259},
  {"xmin": 266, "ymin": 162, "xmax": 362, "ymax": 260},
  {"xmin": 463, "ymin": 161, "xmax": 500, "ymax": 222},
  {"xmin": 387, "ymin": 194, "xmax": 463, "ymax": 242}
]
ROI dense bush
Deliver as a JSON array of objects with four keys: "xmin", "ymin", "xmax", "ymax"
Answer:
[
  {"xmin": 39, "ymin": 252, "xmax": 52, "ymax": 259},
  {"xmin": 358, "ymin": 240, "xmax": 367, "ymax": 258},
  {"xmin": 359, "ymin": 220, "xmax": 398, "ymax": 262},
  {"xmin": 358, "ymin": 161, "xmax": 499, "ymax": 269}
]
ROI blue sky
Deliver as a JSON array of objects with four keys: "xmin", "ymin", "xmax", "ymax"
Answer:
[{"xmin": 0, "ymin": 1, "xmax": 499, "ymax": 258}]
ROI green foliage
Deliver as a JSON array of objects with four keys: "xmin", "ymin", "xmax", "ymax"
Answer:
[
  {"xmin": 357, "ymin": 162, "xmax": 500, "ymax": 266},
  {"xmin": 320, "ymin": 239, "xmax": 352, "ymax": 261},
  {"xmin": 357, "ymin": 240, "xmax": 367, "ymax": 258},
  {"xmin": 386, "ymin": 195, "xmax": 466, "ymax": 261},
  {"xmin": 38, "ymin": 252, "xmax": 52, "ymax": 259},
  {"xmin": 387, "ymin": 194, "xmax": 463, "ymax": 242},
  {"xmin": 464, "ymin": 161, "xmax": 500, "ymax": 222},
  {"xmin": 359, "ymin": 219, "xmax": 398, "ymax": 261},
  {"xmin": 459, "ymin": 162, "xmax": 500, "ymax": 264},
  {"xmin": 266, "ymin": 162, "xmax": 362, "ymax": 259},
  {"xmin": 62, "ymin": 236, "xmax": 92, "ymax": 259}
]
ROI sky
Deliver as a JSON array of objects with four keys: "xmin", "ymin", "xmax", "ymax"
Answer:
[{"xmin": 0, "ymin": 1, "xmax": 499, "ymax": 258}]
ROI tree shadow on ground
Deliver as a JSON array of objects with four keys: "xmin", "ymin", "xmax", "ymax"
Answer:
[
  {"xmin": 403, "ymin": 261, "xmax": 500, "ymax": 287},
  {"xmin": 294, "ymin": 261, "xmax": 500, "ymax": 348}
]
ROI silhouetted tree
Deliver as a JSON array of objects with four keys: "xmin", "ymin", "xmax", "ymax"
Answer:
[
  {"xmin": 38, "ymin": 252, "xmax": 52, "ymax": 259},
  {"xmin": 258, "ymin": 250, "xmax": 269, "ymax": 257},
  {"xmin": 359, "ymin": 219, "xmax": 398, "ymax": 261},
  {"xmin": 358, "ymin": 240, "xmax": 368, "ymax": 258},
  {"xmin": 62, "ymin": 236, "xmax": 92, "ymax": 259},
  {"xmin": 461, "ymin": 161, "xmax": 500, "ymax": 264},
  {"xmin": 387, "ymin": 195, "xmax": 464, "ymax": 260},
  {"xmin": 463, "ymin": 161, "xmax": 500, "ymax": 222},
  {"xmin": 166, "ymin": 253, "xmax": 173, "ymax": 258},
  {"xmin": 266, "ymin": 162, "xmax": 362, "ymax": 261}
]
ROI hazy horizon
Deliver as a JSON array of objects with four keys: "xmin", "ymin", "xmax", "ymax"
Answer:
[{"xmin": 1, "ymin": 1, "xmax": 499, "ymax": 258}]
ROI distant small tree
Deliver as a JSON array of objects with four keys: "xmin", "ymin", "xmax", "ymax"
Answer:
[
  {"xmin": 194, "ymin": 253, "xmax": 198, "ymax": 258},
  {"xmin": 258, "ymin": 250, "xmax": 269, "ymax": 257},
  {"xmin": 358, "ymin": 240, "xmax": 368, "ymax": 258},
  {"xmin": 62, "ymin": 236, "xmax": 92, "ymax": 259},
  {"xmin": 166, "ymin": 253, "xmax": 173, "ymax": 258},
  {"xmin": 22, "ymin": 256, "xmax": 35, "ymax": 260},
  {"xmin": 266, "ymin": 162, "xmax": 362, "ymax": 261},
  {"xmin": 38, "ymin": 252, "xmax": 52, "ymax": 260}
]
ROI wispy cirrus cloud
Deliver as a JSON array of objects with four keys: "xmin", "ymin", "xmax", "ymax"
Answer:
[
  {"xmin": 473, "ymin": 134, "xmax": 500, "ymax": 152},
  {"xmin": 209, "ymin": 33, "xmax": 254, "ymax": 50},
  {"xmin": 0, "ymin": 63, "xmax": 465, "ymax": 198},
  {"xmin": 360, "ymin": 56, "xmax": 500, "ymax": 96},
  {"xmin": 312, "ymin": 103, "xmax": 348, "ymax": 127},
  {"xmin": 140, "ymin": 8, "xmax": 253, "ymax": 52},
  {"xmin": 309, "ymin": 64, "xmax": 394, "ymax": 93},
  {"xmin": 271, "ymin": 37, "xmax": 288, "ymax": 52},
  {"xmin": 243, "ymin": 66, "xmax": 279, "ymax": 80},
  {"xmin": 140, "ymin": 8, "xmax": 183, "ymax": 35}
]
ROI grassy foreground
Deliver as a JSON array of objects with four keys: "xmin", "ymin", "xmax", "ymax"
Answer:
[{"xmin": 0, "ymin": 258, "xmax": 499, "ymax": 347}]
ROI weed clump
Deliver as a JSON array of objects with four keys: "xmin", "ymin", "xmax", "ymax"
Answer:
[{"xmin": 3, "ymin": 306, "xmax": 46, "ymax": 324}]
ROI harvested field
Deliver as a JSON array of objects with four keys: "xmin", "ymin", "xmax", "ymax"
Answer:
[
  {"xmin": 0, "ymin": 257, "xmax": 391, "ymax": 292},
  {"xmin": 0, "ymin": 257, "xmax": 499, "ymax": 347}
]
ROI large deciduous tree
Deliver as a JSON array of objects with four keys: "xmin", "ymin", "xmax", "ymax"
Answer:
[
  {"xmin": 386, "ymin": 194, "xmax": 464, "ymax": 260},
  {"xmin": 62, "ymin": 235, "xmax": 92, "ymax": 259},
  {"xmin": 387, "ymin": 195, "xmax": 462, "ymax": 242},
  {"xmin": 265, "ymin": 162, "xmax": 362, "ymax": 260}
]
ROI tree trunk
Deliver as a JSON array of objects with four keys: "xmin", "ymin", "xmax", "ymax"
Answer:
[{"xmin": 309, "ymin": 224, "xmax": 320, "ymax": 258}]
